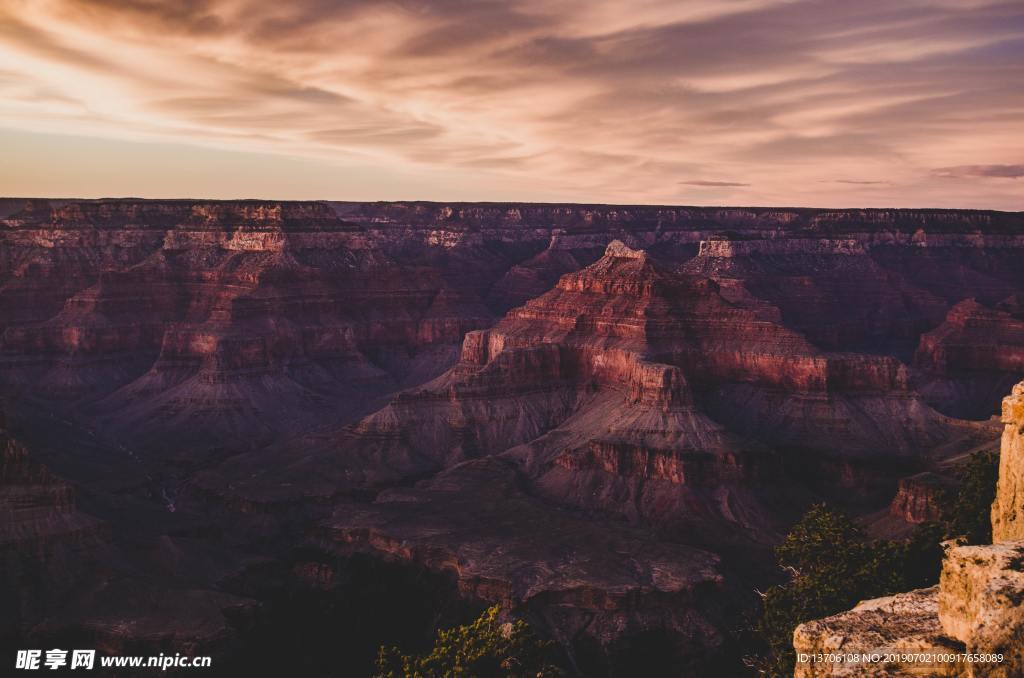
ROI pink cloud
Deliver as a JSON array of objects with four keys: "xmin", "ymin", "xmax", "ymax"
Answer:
[{"xmin": 0, "ymin": 0, "xmax": 1021, "ymax": 208}]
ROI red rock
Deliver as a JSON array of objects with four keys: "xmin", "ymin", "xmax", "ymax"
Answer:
[
  {"xmin": 888, "ymin": 472, "xmax": 959, "ymax": 523},
  {"xmin": 916, "ymin": 298, "xmax": 1024, "ymax": 374},
  {"xmin": 913, "ymin": 297, "xmax": 1024, "ymax": 418},
  {"xmin": 340, "ymin": 240, "xmax": 987, "ymax": 521},
  {"xmin": 3, "ymin": 200, "xmax": 1024, "ymax": 674},
  {"xmin": 1, "ymin": 202, "xmax": 491, "ymax": 448}
]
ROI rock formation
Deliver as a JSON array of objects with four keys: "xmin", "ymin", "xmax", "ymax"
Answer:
[
  {"xmin": 322, "ymin": 458, "xmax": 746, "ymax": 675},
  {"xmin": 889, "ymin": 472, "xmax": 959, "ymax": 524},
  {"xmin": 2, "ymin": 199, "xmax": 1024, "ymax": 674},
  {"xmin": 938, "ymin": 542, "xmax": 1024, "ymax": 673},
  {"xmin": 917, "ymin": 299, "xmax": 1024, "ymax": 376},
  {"xmin": 794, "ymin": 380, "xmax": 1024, "ymax": 677},
  {"xmin": 993, "ymin": 381, "xmax": 1024, "ymax": 541},
  {"xmin": 792, "ymin": 588, "xmax": 962, "ymax": 677},
  {"xmin": 914, "ymin": 298, "xmax": 1024, "ymax": 418},
  {"xmin": 301, "ymin": 240, "xmax": 983, "ymax": 534},
  {"xmin": 0, "ymin": 200, "xmax": 491, "ymax": 452}
]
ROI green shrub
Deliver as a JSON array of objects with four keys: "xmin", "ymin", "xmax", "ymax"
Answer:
[
  {"xmin": 755, "ymin": 505, "xmax": 908, "ymax": 676},
  {"xmin": 374, "ymin": 605, "xmax": 564, "ymax": 678}
]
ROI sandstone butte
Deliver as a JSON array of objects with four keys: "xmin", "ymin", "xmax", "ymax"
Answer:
[
  {"xmin": 793, "ymin": 380, "xmax": 1024, "ymax": 677},
  {"xmin": 1, "ymin": 199, "xmax": 1023, "ymax": 674}
]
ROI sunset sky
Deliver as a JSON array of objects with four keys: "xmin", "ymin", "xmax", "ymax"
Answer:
[{"xmin": 1, "ymin": 0, "xmax": 1022, "ymax": 208}]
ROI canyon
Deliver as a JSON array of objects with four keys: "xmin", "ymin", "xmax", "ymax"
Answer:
[{"xmin": 1, "ymin": 199, "xmax": 1023, "ymax": 675}]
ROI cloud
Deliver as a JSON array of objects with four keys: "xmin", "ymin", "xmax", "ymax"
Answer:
[
  {"xmin": 932, "ymin": 164, "xmax": 1024, "ymax": 179},
  {"xmin": 679, "ymin": 180, "xmax": 750, "ymax": 187},
  {"xmin": 52, "ymin": 0, "xmax": 226, "ymax": 35},
  {"xmin": 832, "ymin": 179, "xmax": 888, "ymax": 185},
  {"xmin": 308, "ymin": 123, "xmax": 444, "ymax": 146},
  {"xmin": 0, "ymin": 11, "xmax": 120, "ymax": 72},
  {"xmin": 0, "ymin": 0, "xmax": 1021, "ymax": 208}
]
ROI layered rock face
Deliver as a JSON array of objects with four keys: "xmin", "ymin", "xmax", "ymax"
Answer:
[
  {"xmin": 211, "ymin": 244, "xmax": 773, "ymax": 544},
  {"xmin": 914, "ymin": 298, "xmax": 1024, "ymax": 418},
  {"xmin": 794, "ymin": 380, "xmax": 1024, "ymax": 677},
  {"xmin": 3, "ymin": 200, "xmax": 1024, "ymax": 674},
  {"xmin": 4, "ymin": 200, "xmax": 1022, "ymax": 440},
  {"xmin": 889, "ymin": 472, "xmax": 959, "ymax": 524},
  {"xmin": 0, "ymin": 200, "xmax": 491, "ymax": 452},
  {"xmin": 917, "ymin": 299, "xmax": 1024, "ymax": 375},
  {"xmin": 992, "ymin": 382, "xmax": 1024, "ymax": 541},
  {"xmin": 250, "ymin": 244, "xmax": 775, "ymax": 668},
  {"xmin": 323, "ymin": 240, "xmax": 966, "ymax": 535}
]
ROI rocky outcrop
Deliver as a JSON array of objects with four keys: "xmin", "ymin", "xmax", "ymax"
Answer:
[
  {"xmin": 992, "ymin": 381, "xmax": 1024, "ymax": 542},
  {"xmin": 792, "ymin": 586, "xmax": 962, "ymax": 677},
  {"xmin": 794, "ymin": 380, "xmax": 1024, "ymax": 677},
  {"xmin": 938, "ymin": 542, "xmax": 1024, "ymax": 671}
]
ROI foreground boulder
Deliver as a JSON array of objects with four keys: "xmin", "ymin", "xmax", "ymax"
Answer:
[
  {"xmin": 792, "ymin": 586, "xmax": 961, "ymax": 677},
  {"xmin": 938, "ymin": 542, "xmax": 1024, "ymax": 674}
]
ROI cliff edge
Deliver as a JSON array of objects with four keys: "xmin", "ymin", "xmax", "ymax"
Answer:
[
  {"xmin": 793, "ymin": 380, "xmax": 1024, "ymax": 677},
  {"xmin": 992, "ymin": 382, "xmax": 1024, "ymax": 541}
]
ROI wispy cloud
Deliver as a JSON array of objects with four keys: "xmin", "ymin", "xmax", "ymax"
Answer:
[
  {"xmin": 832, "ymin": 179, "xmax": 889, "ymax": 185},
  {"xmin": 0, "ymin": 0, "xmax": 1021, "ymax": 207},
  {"xmin": 932, "ymin": 164, "xmax": 1024, "ymax": 179},
  {"xmin": 679, "ymin": 180, "xmax": 750, "ymax": 187}
]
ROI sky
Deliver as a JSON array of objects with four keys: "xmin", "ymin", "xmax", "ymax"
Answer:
[{"xmin": 0, "ymin": 0, "xmax": 1022, "ymax": 209}]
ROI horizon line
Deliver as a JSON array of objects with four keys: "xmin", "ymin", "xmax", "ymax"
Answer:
[{"xmin": 2, "ymin": 196, "xmax": 1021, "ymax": 215}]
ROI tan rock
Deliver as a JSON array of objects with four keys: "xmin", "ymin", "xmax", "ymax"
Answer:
[
  {"xmin": 938, "ymin": 541, "xmax": 1024, "ymax": 677},
  {"xmin": 992, "ymin": 381, "xmax": 1024, "ymax": 542},
  {"xmin": 792, "ymin": 587, "xmax": 963, "ymax": 677},
  {"xmin": 603, "ymin": 238, "xmax": 646, "ymax": 259}
]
